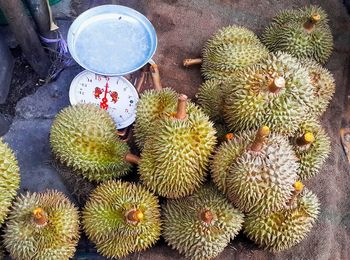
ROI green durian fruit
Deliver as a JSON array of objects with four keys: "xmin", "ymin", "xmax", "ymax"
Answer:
[
  {"xmin": 4, "ymin": 191, "xmax": 80, "ymax": 260},
  {"xmin": 0, "ymin": 139, "xmax": 20, "ymax": 226},
  {"xmin": 212, "ymin": 126, "xmax": 299, "ymax": 214},
  {"xmin": 262, "ymin": 5, "xmax": 333, "ymax": 64},
  {"xmin": 301, "ymin": 58, "xmax": 335, "ymax": 116},
  {"xmin": 224, "ymin": 52, "xmax": 314, "ymax": 135},
  {"xmin": 184, "ymin": 25, "xmax": 269, "ymax": 81},
  {"xmin": 244, "ymin": 184, "xmax": 320, "ymax": 251},
  {"xmin": 291, "ymin": 117, "xmax": 331, "ymax": 180},
  {"xmin": 50, "ymin": 104, "xmax": 133, "ymax": 182},
  {"xmin": 134, "ymin": 88, "xmax": 178, "ymax": 149},
  {"xmin": 162, "ymin": 184, "xmax": 244, "ymax": 260},
  {"xmin": 82, "ymin": 180, "xmax": 161, "ymax": 258},
  {"xmin": 139, "ymin": 95, "xmax": 217, "ymax": 198}
]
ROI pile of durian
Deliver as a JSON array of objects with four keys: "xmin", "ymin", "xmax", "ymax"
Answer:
[{"xmin": 0, "ymin": 5, "xmax": 335, "ymax": 260}]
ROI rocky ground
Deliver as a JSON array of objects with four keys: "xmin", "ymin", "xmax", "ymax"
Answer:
[{"xmin": 1, "ymin": 0, "xmax": 350, "ymax": 259}]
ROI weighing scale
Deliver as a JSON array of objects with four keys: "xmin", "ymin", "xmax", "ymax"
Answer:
[{"xmin": 67, "ymin": 5, "xmax": 157, "ymax": 133}]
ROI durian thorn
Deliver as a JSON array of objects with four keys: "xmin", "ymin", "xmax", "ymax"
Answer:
[
  {"xmin": 32, "ymin": 207, "xmax": 48, "ymax": 226},
  {"xmin": 125, "ymin": 153, "xmax": 140, "ymax": 165},
  {"xmin": 268, "ymin": 76, "xmax": 285, "ymax": 93},
  {"xmin": 250, "ymin": 126, "xmax": 270, "ymax": 152},
  {"xmin": 296, "ymin": 132, "xmax": 315, "ymax": 146},
  {"xmin": 150, "ymin": 64, "xmax": 163, "ymax": 91},
  {"xmin": 200, "ymin": 209, "xmax": 214, "ymax": 224},
  {"xmin": 287, "ymin": 181, "xmax": 304, "ymax": 206},
  {"xmin": 126, "ymin": 209, "xmax": 144, "ymax": 223},
  {"xmin": 183, "ymin": 58, "xmax": 202, "ymax": 67},
  {"xmin": 304, "ymin": 14, "xmax": 320, "ymax": 31},
  {"xmin": 225, "ymin": 133, "xmax": 234, "ymax": 140},
  {"xmin": 174, "ymin": 94, "xmax": 188, "ymax": 120}
]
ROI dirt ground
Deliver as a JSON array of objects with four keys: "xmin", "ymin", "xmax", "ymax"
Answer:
[{"xmin": 2, "ymin": 0, "xmax": 350, "ymax": 259}]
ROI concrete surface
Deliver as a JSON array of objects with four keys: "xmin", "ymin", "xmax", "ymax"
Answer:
[{"xmin": 3, "ymin": 0, "xmax": 350, "ymax": 259}]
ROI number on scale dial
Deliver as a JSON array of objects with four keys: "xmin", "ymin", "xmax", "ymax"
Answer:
[{"xmin": 69, "ymin": 70, "xmax": 139, "ymax": 129}]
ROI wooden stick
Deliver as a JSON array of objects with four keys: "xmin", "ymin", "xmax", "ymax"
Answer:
[
  {"xmin": 296, "ymin": 132, "xmax": 315, "ymax": 146},
  {"xmin": 125, "ymin": 153, "xmax": 140, "ymax": 164},
  {"xmin": 135, "ymin": 66, "xmax": 148, "ymax": 92},
  {"xmin": 250, "ymin": 126, "xmax": 270, "ymax": 152},
  {"xmin": 175, "ymin": 94, "xmax": 188, "ymax": 120},
  {"xmin": 0, "ymin": 0, "xmax": 50, "ymax": 77},
  {"xmin": 183, "ymin": 58, "xmax": 202, "ymax": 67},
  {"xmin": 150, "ymin": 63, "xmax": 162, "ymax": 91},
  {"xmin": 268, "ymin": 76, "xmax": 285, "ymax": 93}
]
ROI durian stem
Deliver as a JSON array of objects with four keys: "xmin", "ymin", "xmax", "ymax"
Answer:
[
  {"xmin": 296, "ymin": 132, "xmax": 315, "ymax": 146},
  {"xmin": 250, "ymin": 126, "xmax": 270, "ymax": 152},
  {"xmin": 268, "ymin": 76, "xmax": 285, "ymax": 93},
  {"xmin": 32, "ymin": 207, "xmax": 48, "ymax": 226},
  {"xmin": 175, "ymin": 94, "xmax": 188, "ymax": 120},
  {"xmin": 125, "ymin": 209, "xmax": 144, "ymax": 223},
  {"xmin": 125, "ymin": 153, "xmax": 141, "ymax": 165},
  {"xmin": 287, "ymin": 181, "xmax": 304, "ymax": 207},
  {"xmin": 150, "ymin": 63, "xmax": 163, "ymax": 91},
  {"xmin": 200, "ymin": 209, "xmax": 214, "ymax": 224},
  {"xmin": 304, "ymin": 13, "xmax": 321, "ymax": 31},
  {"xmin": 183, "ymin": 58, "xmax": 202, "ymax": 67},
  {"xmin": 225, "ymin": 133, "xmax": 234, "ymax": 141}
]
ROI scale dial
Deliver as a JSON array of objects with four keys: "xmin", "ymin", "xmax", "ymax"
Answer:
[{"xmin": 69, "ymin": 70, "xmax": 139, "ymax": 129}]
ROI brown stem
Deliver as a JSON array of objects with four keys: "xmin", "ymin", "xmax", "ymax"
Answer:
[
  {"xmin": 287, "ymin": 181, "xmax": 304, "ymax": 207},
  {"xmin": 150, "ymin": 63, "xmax": 162, "ymax": 91},
  {"xmin": 125, "ymin": 209, "xmax": 144, "ymax": 224},
  {"xmin": 268, "ymin": 76, "xmax": 285, "ymax": 93},
  {"xmin": 32, "ymin": 208, "xmax": 48, "ymax": 226},
  {"xmin": 250, "ymin": 126, "xmax": 270, "ymax": 152},
  {"xmin": 183, "ymin": 58, "xmax": 203, "ymax": 67},
  {"xmin": 175, "ymin": 94, "xmax": 188, "ymax": 120},
  {"xmin": 200, "ymin": 210, "xmax": 214, "ymax": 224},
  {"xmin": 304, "ymin": 13, "xmax": 321, "ymax": 31},
  {"xmin": 125, "ymin": 153, "xmax": 140, "ymax": 165},
  {"xmin": 296, "ymin": 132, "xmax": 315, "ymax": 146}
]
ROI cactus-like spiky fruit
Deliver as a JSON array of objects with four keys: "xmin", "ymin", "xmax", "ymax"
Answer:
[
  {"xmin": 301, "ymin": 59, "xmax": 335, "ymax": 116},
  {"xmin": 134, "ymin": 88, "xmax": 178, "ymax": 149},
  {"xmin": 291, "ymin": 117, "xmax": 330, "ymax": 180},
  {"xmin": 212, "ymin": 128, "xmax": 299, "ymax": 214},
  {"xmin": 162, "ymin": 184, "xmax": 244, "ymax": 260},
  {"xmin": 262, "ymin": 6, "xmax": 333, "ymax": 64},
  {"xmin": 82, "ymin": 181, "xmax": 161, "ymax": 258},
  {"xmin": 224, "ymin": 52, "xmax": 314, "ymax": 135},
  {"xmin": 50, "ymin": 104, "xmax": 131, "ymax": 182},
  {"xmin": 244, "ymin": 189, "xmax": 320, "ymax": 251},
  {"xmin": 0, "ymin": 139, "xmax": 20, "ymax": 226},
  {"xmin": 4, "ymin": 191, "xmax": 80, "ymax": 259},
  {"xmin": 202, "ymin": 25, "xmax": 269, "ymax": 80},
  {"xmin": 139, "ymin": 97, "xmax": 217, "ymax": 198}
]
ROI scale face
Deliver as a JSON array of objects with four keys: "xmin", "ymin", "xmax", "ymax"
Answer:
[{"xmin": 69, "ymin": 70, "xmax": 139, "ymax": 129}]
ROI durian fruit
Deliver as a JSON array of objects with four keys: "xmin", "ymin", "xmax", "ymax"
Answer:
[
  {"xmin": 262, "ymin": 5, "xmax": 333, "ymax": 64},
  {"xmin": 50, "ymin": 104, "xmax": 138, "ymax": 182},
  {"xmin": 82, "ymin": 180, "xmax": 161, "ymax": 258},
  {"xmin": 244, "ymin": 182, "xmax": 320, "ymax": 251},
  {"xmin": 212, "ymin": 126, "xmax": 299, "ymax": 214},
  {"xmin": 139, "ymin": 95, "xmax": 217, "ymax": 198},
  {"xmin": 3, "ymin": 190, "xmax": 80, "ymax": 259},
  {"xmin": 184, "ymin": 25, "xmax": 269, "ymax": 80},
  {"xmin": 162, "ymin": 184, "xmax": 244, "ymax": 260},
  {"xmin": 134, "ymin": 88, "xmax": 178, "ymax": 149},
  {"xmin": 224, "ymin": 52, "xmax": 314, "ymax": 135},
  {"xmin": 0, "ymin": 139, "xmax": 20, "ymax": 226},
  {"xmin": 301, "ymin": 58, "xmax": 335, "ymax": 117},
  {"xmin": 290, "ymin": 117, "xmax": 330, "ymax": 180}
]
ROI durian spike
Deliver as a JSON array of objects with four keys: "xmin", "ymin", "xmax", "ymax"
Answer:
[
  {"xmin": 304, "ymin": 13, "xmax": 321, "ymax": 31},
  {"xmin": 268, "ymin": 76, "xmax": 285, "ymax": 93},
  {"xmin": 225, "ymin": 133, "xmax": 234, "ymax": 141},
  {"xmin": 32, "ymin": 207, "xmax": 48, "ymax": 226},
  {"xmin": 125, "ymin": 208, "xmax": 144, "ymax": 224},
  {"xmin": 124, "ymin": 153, "xmax": 141, "ymax": 165},
  {"xmin": 150, "ymin": 64, "xmax": 162, "ymax": 91},
  {"xmin": 183, "ymin": 58, "xmax": 203, "ymax": 67},
  {"xmin": 200, "ymin": 209, "xmax": 214, "ymax": 224},
  {"xmin": 250, "ymin": 126, "xmax": 270, "ymax": 152},
  {"xmin": 296, "ymin": 132, "xmax": 315, "ymax": 146},
  {"xmin": 174, "ymin": 94, "xmax": 188, "ymax": 120},
  {"xmin": 287, "ymin": 181, "xmax": 304, "ymax": 207}
]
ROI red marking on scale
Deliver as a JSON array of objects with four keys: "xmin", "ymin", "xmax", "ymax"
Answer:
[
  {"xmin": 110, "ymin": 91, "xmax": 118, "ymax": 103},
  {"xmin": 100, "ymin": 81, "xmax": 109, "ymax": 110},
  {"xmin": 94, "ymin": 87, "xmax": 103, "ymax": 99}
]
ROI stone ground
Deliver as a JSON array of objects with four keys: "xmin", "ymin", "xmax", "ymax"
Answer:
[{"xmin": 2, "ymin": 0, "xmax": 350, "ymax": 259}]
